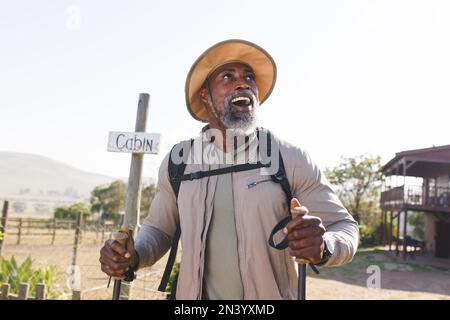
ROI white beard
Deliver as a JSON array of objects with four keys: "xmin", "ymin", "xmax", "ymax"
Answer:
[{"xmin": 209, "ymin": 93, "xmax": 259, "ymax": 136}]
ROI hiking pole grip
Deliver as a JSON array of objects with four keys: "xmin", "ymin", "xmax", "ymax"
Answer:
[
  {"xmin": 290, "ymin": 199, "xmax": 309, "ymax": 300},
  {"xmin": 111, "ymin": 229, "xmax": 128, "ymax": 300},
  {"xmin": 112, "ymin": 230, "xmax": 129, "ymax": 280}
]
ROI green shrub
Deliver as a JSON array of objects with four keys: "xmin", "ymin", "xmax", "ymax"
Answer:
[
  {"xmin": 359, "ymin": 223, "xmax": 382, "ymax": 247},
  {"xmin": 166, "ymin": 262, "xmax": 180, "ymax": 297},
  {"xmin": 0, "ymin": 256, "xmax": 63, "ymax": 299},
  {"xmin": 54, "ymin": 203, "xmax": 90, "ymax": 220},
  {"xmin": 409, "ymin": 212, "xmax": 424, "ymax": 240}
]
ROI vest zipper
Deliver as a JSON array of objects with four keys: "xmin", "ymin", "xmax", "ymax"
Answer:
[
  {"xmin": 247, "ymin": 178, "xmax": 272, "ymax": 189},
  {"xmin": 232, "ymin": 171, "xmax": 246, "ymax": 299},
  {"xmin": 198, "ymin": 172, "xmax": 214, "ymax": 299}
]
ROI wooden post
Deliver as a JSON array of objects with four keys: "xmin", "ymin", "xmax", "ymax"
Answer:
[
  {"xmin": 1, "ymin": 283, "xmax": 10, "ymax": 300},
  {"xmin": 79, "ymin": 214, "xmax": 83, "ymax": 244},
  {"xmin": 95, "ymin": 220, "xmax": 99, "ymax": 243},
  {"xmin": 72, "ymin": 290, "xmax": 81, "ymax": 300},
  {"xmin": 70, "ymin": 212, "xmax": 82, "ymax": 299},
  {"xmin": 434, "ymin": 180, "xmax": 437, "ymax": 206},
  {"xmin": 396, "ymin": 211, "xmax": 400, "ymax": 257},
  {"xmin": 403, "ymin": 210, "xmax": 408, "ymax": 260},
  {"xmin": 18, "ymin": 283, "xmax": 29, "ymax": 300},
  {"xmin": 389, "ymin": 211, "xmax": 393, "ymax": 251},
  {"xmin": 379, "ymin": 210, "xmax": 384, "ymax": 245},
  {"xmin": 384, "ymin": 210, "xmax": 388, "ymax": 245},
  {"xmin": 0, "ymin": 201, "xmax": 9, "ymax": 257},
  {"xmin": 35, "ymin": 283, "xmax": 46, "ymax": 300},
  {"xmin": 101, "ymin": 220, "xmax": 105, "ymax": 243},
  {"xmin": 108, "ymin": 93, "xmax": 159, "ymax": 300},
  {"xmin": 123, "ymin": 95, "xmax": 149, "ymax": 235},
  {"xmin": 17, "ymin": 218, "xmax": 22, "ymax": 245},
  {"xmin": 52, "ymin": 218, "xmax": 56, "ymax": 245},
  {"xmin": 71, "ymin": 212, "xmax": 82, "ymax": 267}
]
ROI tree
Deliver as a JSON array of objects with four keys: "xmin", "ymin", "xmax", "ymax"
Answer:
[
  {"xmin": 54, "ymin": 202, "xmax": 90, "ymax": 220},
  {"xmin": 90, "ymin": 180, "xmax": 127, "ymax": 222},
  {"xmin": 140, "ymin": 184, "xmax": 156, "ymax": 219},
  {"xmin": 12, "ymin": 201, "xmax": 26, "ymax": 213},
  {"xmin": 324, "ymin": 154, "xmax": 382, "ymax": 224}
]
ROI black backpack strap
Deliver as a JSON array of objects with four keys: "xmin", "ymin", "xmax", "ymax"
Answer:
[
  {"xmin": 268, "ymin": 142, "xmax": 294, "ymax": 250},
  {"xmin": 158, "ymin": 140, "xmax": 192, "ymax": 294},
  {"xmin": 180, "ymin": 162, "xmax": 269, "ymax": 181},
  {"xmin": 265, "ymin": 131, "xmax": 320, "ymax": 274}
]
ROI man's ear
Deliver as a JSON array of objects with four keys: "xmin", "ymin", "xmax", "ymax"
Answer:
[{"xmin": 199, "ymin": 87, "xmax": 209, "ymax": 106}]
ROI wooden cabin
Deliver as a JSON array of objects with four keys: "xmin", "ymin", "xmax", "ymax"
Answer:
[{"xmin": 380, "ymin": 144, "xmax": 450, "ymax": 259}]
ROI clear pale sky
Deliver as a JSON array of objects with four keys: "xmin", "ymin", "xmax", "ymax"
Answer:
[{"xmin": 1, "ymin": 0, "xmax": 449, "ymax": 179}]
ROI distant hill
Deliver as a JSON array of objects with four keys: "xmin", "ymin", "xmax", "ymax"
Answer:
[{"xmin": 0, "ymin": 151, "xmax": 117, "ymax": 199}]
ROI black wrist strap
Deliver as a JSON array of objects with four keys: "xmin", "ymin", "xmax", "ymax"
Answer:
[{"xmin": 123, "ymin": 250, "xmax": 139, "ymax": 282}]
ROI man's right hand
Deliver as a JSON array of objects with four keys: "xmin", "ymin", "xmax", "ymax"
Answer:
[{"xmin": 99, "ymin": 237, "xmax": 138, "ymax": 278}]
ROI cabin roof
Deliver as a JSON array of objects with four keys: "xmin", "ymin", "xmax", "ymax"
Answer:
[{"xmin": 382, "ymin": 144, "xmax": 450, "ymax": 177}]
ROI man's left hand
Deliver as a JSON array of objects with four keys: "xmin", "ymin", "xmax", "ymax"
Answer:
[{"xmin": 285, "ymin": 198, "xmax": 326, "ymax": 265}]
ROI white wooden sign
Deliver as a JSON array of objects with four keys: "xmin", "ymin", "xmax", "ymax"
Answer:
[{"xmin": 107, "ymin": 131, "xmax": 160, "ymax": 154}]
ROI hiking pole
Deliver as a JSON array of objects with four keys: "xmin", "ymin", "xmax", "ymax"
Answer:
[{"xmin": 290, "ymin": 198, "xmax": 309, "ymax": 300}]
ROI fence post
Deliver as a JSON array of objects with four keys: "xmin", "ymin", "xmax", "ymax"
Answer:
[
  {"xmin": 70, "ymin": 212, "xmax": 82, "ymax": 299},
  {"xmin": 72, "ymin": 212, "xmax": 82, "ymax": 266},
  {"xmin": 1, "ymin": 283, "xmax": 10, "ymax": 300},
  {"xmin": 35, "ymin": 283, "xmax": 46, "ymax": 300},
  {"xmin": 17, "ymin": 218, "xmax": 22, "ymax": 245},
  {"xmin": 0, "ymin": 200, "xmax": 9, "ymax": 257},
  {"xmin": 101, "ymin": 220, "xmax": 105, "ymax": 243},
  {"xmin": 79, "ymin": 214, "xmax": 83, "ymax": 244},
  {"xmin": 52, "ymin": 218, "xmax": 56, "ymax": 245},
  {"xmin": 18, "ymin": 283, "xmax": 29, "ymax": 300},
  {"xmin": 95, "ymin": 220, "xmax": 99, "ymax": 243},
  {"xmin": 72, "ymin": 290, "xmax": 81, "ymax": 300}
]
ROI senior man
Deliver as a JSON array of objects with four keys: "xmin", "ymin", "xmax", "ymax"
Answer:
[{"xmin": 100, "ymin": 39, "xmax": 359, "ymax": 300}]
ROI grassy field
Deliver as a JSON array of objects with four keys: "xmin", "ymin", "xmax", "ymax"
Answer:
[{"xmin": 2, "ymin": 230, "xmax": 449, "ymax": 300}]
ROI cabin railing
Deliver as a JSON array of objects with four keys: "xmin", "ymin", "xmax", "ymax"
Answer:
[{"xmin": 381, "ymin": 185, "xmax": 450, "ymax": 208}]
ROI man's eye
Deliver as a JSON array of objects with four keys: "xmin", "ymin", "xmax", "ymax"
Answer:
[
  {"xmin": 223, "ymin": 73, "xmax": 233, "ymax": 80},
  {"xmin": 245, "ymin": 74, "xmax": 255, "ymax": 81}
]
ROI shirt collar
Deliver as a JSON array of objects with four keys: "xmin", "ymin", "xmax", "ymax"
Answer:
[{"xmin": 200, "ymin": 124, "xmax": 259, "ymax": 164}]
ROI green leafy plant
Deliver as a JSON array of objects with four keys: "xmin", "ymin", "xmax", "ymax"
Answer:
[
  {"xmin": 408, "ymin": 211, "xmax": 424, "ymax": 240},
  {"xmin": 165, "ymin": 261, "xmax": 180, "ymax": 298},
  {"xmin": 54, "ymin": 202, "xmax": 90, "ymax": 220},
  {"xmin": 0, "ymin": 256, "xmax": 63, "ymax": 299}
]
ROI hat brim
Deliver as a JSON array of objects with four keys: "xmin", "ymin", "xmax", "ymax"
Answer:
[{"xmin": 185, "ymin": 39, "xmax": 277, "ymax": 123}]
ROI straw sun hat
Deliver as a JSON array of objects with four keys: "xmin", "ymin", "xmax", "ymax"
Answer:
[{"xmin": 185, "ymin": 39, "xmax": 277, "ymax": 122}]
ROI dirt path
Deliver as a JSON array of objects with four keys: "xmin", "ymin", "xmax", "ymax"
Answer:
[{"xmin": 308, "ymin": 273, "xmax": 450, "ymax": 300}]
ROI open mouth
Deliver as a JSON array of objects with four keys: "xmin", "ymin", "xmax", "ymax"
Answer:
[{"xmin": 230, "ymin": 95, "xmax": 253, "ymax": 111}]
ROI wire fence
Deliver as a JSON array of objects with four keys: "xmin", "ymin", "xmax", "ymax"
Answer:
[{"xmin": 0, "ymin": 201, "xmax": 170, "ymax": 300}]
